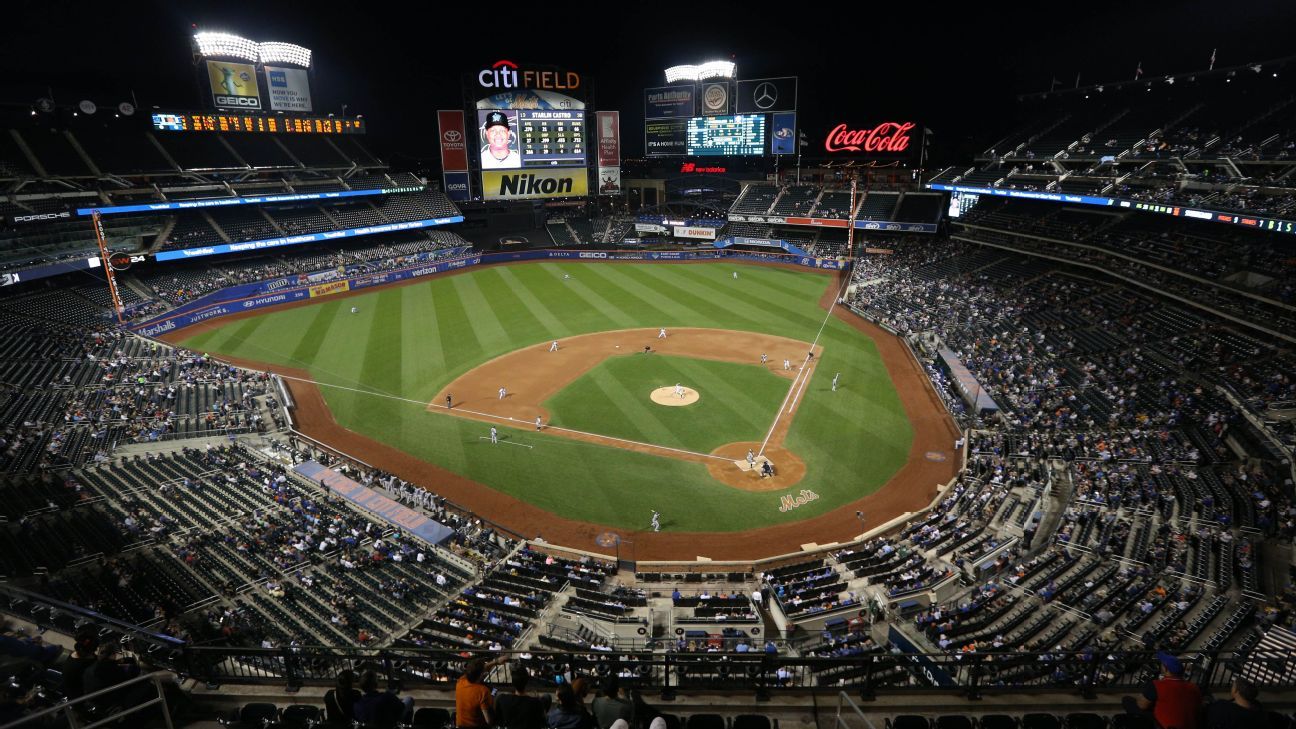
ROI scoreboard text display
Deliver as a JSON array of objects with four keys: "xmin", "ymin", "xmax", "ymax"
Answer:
[
  {"xmin": 645, "ymin": 119, "xmax": 687, "ymax": 157},
  {"xmin": 151, "ymin": 112, "xmax": 365, "ymax": 135},
  {"xmin": 686, "ymin": 115, "xmax": 766, "ymax": 156},
  {"xmin": 476, "ymin": 109, "xmax": 585, "ymax": 170}
]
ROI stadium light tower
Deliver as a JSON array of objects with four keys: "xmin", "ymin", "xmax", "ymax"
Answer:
[
  {"xmin": 193, "ymin": 31, "xmax": 259, "ymax": 62},
  {"xmin": 664, "ymin": 60, "xmax": 736, "ymax": 83}
]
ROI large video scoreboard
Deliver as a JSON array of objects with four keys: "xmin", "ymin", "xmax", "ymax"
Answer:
[
  {"xmin": 151, "ymin": 111, "xmax": 365, "ymax": 134},
  {"xmin": 475, "ymin": 109, "xmax": 585, "ymax": 169},
  {"xmin": 686, "ymin": 115, "xmax": 766, "ymax": 156}
]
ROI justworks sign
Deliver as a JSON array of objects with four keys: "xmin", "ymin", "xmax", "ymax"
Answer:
[
  {"xmin": 478, "ymin": 60, "xmax": 581, "ymax": 91},
  {"xmin": 482, "ymin": 169, "xmax": 588, "ymax": 200}
]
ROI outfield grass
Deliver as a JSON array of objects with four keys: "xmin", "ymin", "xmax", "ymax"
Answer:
[
  {"xmin": 543, "ymin": 354, "xmax": 789, "ymax": 454},
  {"xmin": 180, "ymin": 261, "xmax": 913, "ymax": 532}
]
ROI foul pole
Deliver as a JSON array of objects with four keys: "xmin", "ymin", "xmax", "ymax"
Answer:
[{"xmin": 91, "ymin": 211, "xmax": 126, "ymax": 324}]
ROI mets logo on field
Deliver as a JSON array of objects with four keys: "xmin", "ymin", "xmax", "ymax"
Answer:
[{"xmin": 779, "ymin": 489, "xmax": 820, "ymax": 513}]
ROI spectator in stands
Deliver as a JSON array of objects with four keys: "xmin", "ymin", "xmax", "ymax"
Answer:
[
  {"xmin": 591, "ymin": 676, "xmax": 633, "ymax": 729},
  {"xmin": 548, "ymin": 683, "xmax": 595, "ymax": 729},
  {"xmin": 456, "ymin": 656, "xmax": 507, "ymax": 728},
  {"xmin": 354, "ymin": 669, "xmax": 413, "ymax": 729},
  {"xmin": 1122, "ymin": 651, "xmax": 1201, "ymax": 729},
  {"xmin": 325, "ymin": 669, "xmax": 362, "ymax": 725},
  {"xmin": 82, "ymin": 643, "xmax": 148, "ymax": 712},
  {"xmin": 495, "ymin": 665, "xmax": 549, "ymax": 729},
  {"xmin": 60, "ymin": 630, "xmax": 100, "ymax": 700},
  {"xmin": 1205, "ymin": 677, "xmax": 1270, "ymax": 729}
]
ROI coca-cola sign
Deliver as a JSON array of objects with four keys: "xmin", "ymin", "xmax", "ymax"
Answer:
[{"xmin": 824, "ymin": 121, "xmax": 916, "ymax": 154}]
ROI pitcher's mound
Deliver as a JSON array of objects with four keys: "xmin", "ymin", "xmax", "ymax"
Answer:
[{"xmin": 650, "ymin": 386, "xmax": 699, "ymax": 406}]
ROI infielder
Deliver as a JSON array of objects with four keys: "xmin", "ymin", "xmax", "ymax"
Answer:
[
  {"xmin": 549, "ymin": 340, "xmax": 559, "ymax": 352},
  {"xmin": 832, "ymin": 372, "xmax": 841, "ymax": 391},
  {"xmin": 535, "ymin": 416, "xmax": 543, "ymax": 431},
  {"xmin": 783, "ymin": 359, "xmax": 791, "ymax": 370},
  {"xmin": 490, "ymin": 427, "xmax": 498, "ymax": 445},
  {"xmin": 675, "ymin": 383, "xmax": 685, "ymax": 399},
  {"xmin": 498, "ymin": 387, "xmax": 507, "ymax": 400},
  {"xmin": 760, "ymin": 353, "xmax": 768, "ymax": 365},
  {"xmin": 657, "ymin": 328, "xmax": 667, "ymax": 339},
  {"xmin": 651, "ymin": 510, "xmax": 661, "ymax": 532},
  {"xmin": 445, "ymin": 394, "xmax": 452, "ymax": 409}
]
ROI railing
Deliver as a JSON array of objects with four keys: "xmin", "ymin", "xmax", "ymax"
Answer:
[
  {"xmin": 165, "ymin": 645, "xmax": 1296, "ymax": 697},
  {"xmin": 0, "ymin": 671, "xmax": 177, "ymax": 729}
]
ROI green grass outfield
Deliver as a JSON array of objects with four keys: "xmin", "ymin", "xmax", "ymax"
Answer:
[
  {"xmin": 180, "ymin": 261, "xmax": 913, "ymax": 532},
  {"xmin": 543, "ymin": 354, "xmax": 789, "ymax": 455}
]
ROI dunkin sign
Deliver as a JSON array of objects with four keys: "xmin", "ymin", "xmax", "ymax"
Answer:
[{"xmin": 824, "ymin": 121, "xmax": 916, "ymax": 154}]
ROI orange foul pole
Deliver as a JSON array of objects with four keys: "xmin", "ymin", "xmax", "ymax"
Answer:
[{"xmin": 91, "ymin": 211, "xmax": 126, "ymax": 324}]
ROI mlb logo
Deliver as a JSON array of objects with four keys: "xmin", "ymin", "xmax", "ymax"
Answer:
[{"xmin": 269, "ymin": 70, "xmax": 287, "ymax": 87}]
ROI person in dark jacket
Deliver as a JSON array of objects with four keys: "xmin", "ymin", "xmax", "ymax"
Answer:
[
  {"xmin": 325, "ymin": 669, "xmax": 362, "ymax": 724},
  {"xmin": 60, "ymin": 632, "xmax": 99, "ymax": 700},
  {"xmin": 1205, "ymin": 677, "xmax": 1273, "ymax": 729},
  {"xmin": 354, "ymin": 669, "xmax": 413, "ymax": 729},
  {"xmin": 494, "ymin": 666, "xmax": 549, "ymax": 729},
  {"xmin": 547, "ymin": 683, "xmax": 595, "ymax": 729}
]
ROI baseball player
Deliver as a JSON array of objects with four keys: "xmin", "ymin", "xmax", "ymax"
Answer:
[
  {"xmin": 733, "ymin": 271, "xmax": 738, "ymax": 280},
  {"xmin": 490, "ymin": 427, "xmax": 498, "ymax": 445},
  {"xmin": 746, "ymin": 449, "xmax": 756, "ymax": 469},
  {"xmin": 832, "ymin": 372, "xmax": 841, "ymax": 391},
  {"xmin": 350, "ymin": 306, "xmax": 358, "ymax": 314},
  {"xmin": 535, "ymin": 416, "xmax": 543, "ymax": 431},
  {"xmin": 760, "ymin": 353, "xmax": 768, "ymax": 365},
  {"xmin": 675, "ymin": 383, "xmax": 685, "ymax": 399},
  {"xmin": 563, "ymin": 273, "xmax": 571, "ymax": 280},
  {"xmin": 549, "ymin": 340, "xmax": 559, "ymax": 352},
  {"xmin": 498, "ymin": 387, "xmax": 507, "ymax": 400},
  {"xmin": 651, "ymin": 510, "xmax": 661, "ymax": 532},
  {"xmin": 445, "ymin": 394, "xmax": 452, "ymax": 409},
  {"xmin": 783, "ymin": 359, "xmax": 791, "ymax": 370},
  {"xmin": 657, "ymin": 328, "xmax": 667, "ymax": 339}
]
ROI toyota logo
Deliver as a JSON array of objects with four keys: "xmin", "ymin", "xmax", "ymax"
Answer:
[
  {"xmin": 753, "ymin": 82, "xmax": 778, "ymax": 110},
  {"xmin": 443, "ymin": 130, "xmax": 462, "ymax": 142}
]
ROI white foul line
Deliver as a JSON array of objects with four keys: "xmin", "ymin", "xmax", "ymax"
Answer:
[
  {"xmin": 270, "ymin": 372, "xmax": 732, "ymax": 463},
  {"xmin": 757, "ymin": 272, "xmax": 854, "ymax": 458},
  {"xmin": 479, "ymin": 437, "xmax": 534, "ymax": 450}
]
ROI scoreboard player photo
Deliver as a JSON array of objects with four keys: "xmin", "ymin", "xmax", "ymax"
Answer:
[{"xmin": 480, "ymin": 111, "xmax": 522, "ymax": 169}]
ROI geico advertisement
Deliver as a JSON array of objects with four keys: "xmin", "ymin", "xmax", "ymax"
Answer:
[{"xmin": 481, "ymin": 169, "xmax": 588, "ymax": 200}]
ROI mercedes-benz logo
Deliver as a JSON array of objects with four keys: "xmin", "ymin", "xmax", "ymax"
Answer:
[{"xmin": 753, "ymin": 82, "xmax": 778, "ymax": 110}]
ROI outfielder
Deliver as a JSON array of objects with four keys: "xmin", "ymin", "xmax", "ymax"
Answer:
[
  {"xmin": 549, "ymin": 340, "xmax": 559, "ymax": 352},
  {"xmin": 651, "ymin": 510, "xmax": 661, "ymax": 532},
  {"xmin": 675, "ymin": 383, "xmax": 685, "ymax": 399},
  {"xmin": 832, "ymin": 372, "xmax": 841, "ymax": 391},
  {"xmin": 733, "ymin": 271, "xmax": 738, "ymax": 280},
  {"xmin": 498, "ymin": 387, "xmax": 507, "ymax": 400},
  {"xmin": 490, "ymin": 427, "xmax": 498, "ymax": 445},
  {"xmin": 657, "ymin": 328, "xmax": 667, "ymax": 339},
  {"xmin": 350, "ymin": 306, "xmax": 359, "ymax": 314}
]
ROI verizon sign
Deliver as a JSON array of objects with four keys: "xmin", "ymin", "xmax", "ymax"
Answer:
[{"xmin": 824, "ymin": 122, "xmax": 916, "ymax": 154}]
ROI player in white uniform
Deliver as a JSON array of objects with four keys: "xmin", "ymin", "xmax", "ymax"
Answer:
[
  {"xmin": 499, "ymin": 387, "xmax": 507, "ymax": 400},
  {"xmin": 657, "ymin": 328, "xmax": 667, "ymax": 339},
  {"xmin": 783, "ymin": 359, "xmax": 791, "ymax": 370},
  {"xmin": 733, "ymin": 271, "xmax": 738, "ymax": 280},
  {"xmin": 760, "ymin": 353, "xmax": 768, "ymax": 365},
  {"xmin": 549, "ymin": 340, "xmax": 559, "ymax": 352},
  {"xmin": 490, "ymin": 427, "xmax": 498, "ymax": 444},
  {"xmin": 350, "ymin": 306, "xmax": 358, "ymax": 314},
  {"xmin": 832, "ymin": 372, "xmax": 841, "ymax": 391},
  {"xmin": 651, "ymin": 510, "xmax": 661, "ymax": 532},
  {"xmin": 535, "ymin": 416, "xmax": 543, "ymax": 431}
]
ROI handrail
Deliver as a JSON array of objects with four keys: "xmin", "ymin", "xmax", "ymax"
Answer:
[{"xmin": 0, "ymin": 670, "xmax": 176, "ymax": 729}]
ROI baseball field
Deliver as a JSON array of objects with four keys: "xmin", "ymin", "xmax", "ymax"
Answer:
[{"xmin": 173, "ymin": 260, "xmax": 956, "ymax": 554}]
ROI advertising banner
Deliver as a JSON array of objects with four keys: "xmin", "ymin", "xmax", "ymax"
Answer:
[
  {"xmin": 635, "ymin": 223, "xmax": 667, "ymax": 233},
  {"xmin": 437, "ymin": 110, "xmax": 470, "ymax": 172},
  {"xmin": 597, "ymin": 167, "xmax": 621, "ymax": 195},
  {"xmin": 823, "ymin": 121, "xmax": 917, "ymax": 157},
  {"xmin": 154, "ymin": 216, "xmax": 464, "ymax": 261},
  {"xmin": 645, "ymin": 119, "xmax": 687, "ymax": 157},
  {"xmin": 308, "ymin": 280, "xmax": 350, "ymax": 298},
  {"xmin": 771, "ymin": 112, "xmax": 796, "ymax": 156},
  {"xmin": 700, "ymin": 82, "xmax": 731, "ymax": 116},
  {"xmin": 672, "ymin": 226, "xmax": 717, "ymax": 240},
  {"xmin": 644, "ymin": 86, "xmax": 695, "ymax": 119},
  {"xmin": 481, "ymin": 168, "xmax": 588, "ymax": 201},
  {"xmin": 264, "ymin": 66, "xmax": 312, "ymax": 112},
  {"xmin": 294, "ymin": 462, "xmax": 455, "ymax": 545},
  {"xmin": 207, "ymin": 60, "xmax": 262, "ymax": 110},
  {"xmin": 443, "ymin": 171, "xmax": 471, "ymax": 202},
  {"xmin": 736, "ymin": 77, "xmax": 797, "ymax": 114},
  {"xmin": 79, "ymin": 188, "xmax": 396, "ymax": 217},
  {"xmin": 596, "ymin": 111, "xmax": 620, "ymax": 167}
]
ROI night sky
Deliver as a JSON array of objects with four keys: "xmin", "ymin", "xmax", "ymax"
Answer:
[{"xmin": 6, "ymin": 0, "xmax": 1293, "ymax": 167}]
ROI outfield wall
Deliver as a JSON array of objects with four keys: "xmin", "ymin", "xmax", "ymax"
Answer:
[{"xmin": 131, "ymin": 248, "xmax": 847, "ymax": 337}]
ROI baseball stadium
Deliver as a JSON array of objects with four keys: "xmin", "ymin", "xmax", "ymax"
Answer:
[{"xmin": 0, "ymin": 4, "xmax": 1295, "ymax": 728}]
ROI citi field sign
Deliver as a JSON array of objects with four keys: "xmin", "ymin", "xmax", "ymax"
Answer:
[{"xmin": 478, "ymin": 60, "xmax": 581, "ymax": 91}]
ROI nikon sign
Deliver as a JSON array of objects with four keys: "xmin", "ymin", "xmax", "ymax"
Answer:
[{"xmin": 481, "ymin": 169, "xmax": 588, "ymax": 201}]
